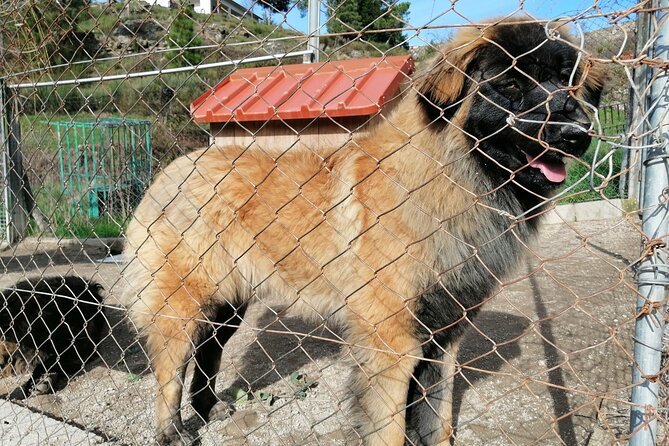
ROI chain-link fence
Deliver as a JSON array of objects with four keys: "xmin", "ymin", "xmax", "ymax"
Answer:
[{"xmin": 0, "ymin": 0, "xmax": 665, "ymax": 445}]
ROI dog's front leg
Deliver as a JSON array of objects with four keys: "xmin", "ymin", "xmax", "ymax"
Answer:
[
  {"xmin": 346, "ymin": 289, "xmax": 422, "ymax": 446},
  {"xmin": 406, "ymin": 340, "xmax": 461, "ymax": 445}
]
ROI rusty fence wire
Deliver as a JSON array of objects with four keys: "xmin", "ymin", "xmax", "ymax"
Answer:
[{"xmin": 0, "ymin": 0, "xmax": 664, "ymax": 445}]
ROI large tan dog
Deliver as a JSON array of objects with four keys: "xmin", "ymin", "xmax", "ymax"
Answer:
[{"xmin": 123, "ymin": 17, "xmax": 604, "ymax": 446}]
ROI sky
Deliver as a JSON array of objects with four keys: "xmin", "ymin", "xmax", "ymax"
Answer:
[{"xmin": 243, "ymin": 0, "xmax": 628, "ymax": 46}]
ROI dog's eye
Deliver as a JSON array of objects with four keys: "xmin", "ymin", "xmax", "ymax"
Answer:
[
  {"xmin": 498, "ymin": 79, "xmax": 520, "ymax": 92},
  {"xmin": 495, "ymin": 79, "xmax": 522, "ymax": 99}
]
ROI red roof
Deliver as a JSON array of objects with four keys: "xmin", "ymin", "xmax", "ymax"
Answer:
[{"xmin": 190, "ymin": 56, "xmax": 414, "ymax": 123}]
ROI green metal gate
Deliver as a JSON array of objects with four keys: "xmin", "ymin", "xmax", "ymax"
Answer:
[{"xmin": 53, "ymin": 118, "xmax": 152, "ymax": 220}]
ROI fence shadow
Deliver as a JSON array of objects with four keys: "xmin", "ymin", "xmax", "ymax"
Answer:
[
  {"xmin": 0, "ymin": 246, "xmax": 94, "ymax": 274},
  {"xmin": 226, "ymin": 306, "xmax": 342, "ymax": 392},
  {"xmin": 452, "ymin": 280, "xmax": 579, "ymax": 444},
  {"xmin": 95, "ymin": 305, "xmax": 149, "ymax": 376},
  {"xmin": 201, "ymin": 306, "xmax": 535, "ymax": 442},
  {"xmin": 453, "ymin": 311, "xmax": 530, "ymax": 432},
  {"xmin": 526, "ymin": 271, "xmax": 578, "ymax": 446}
]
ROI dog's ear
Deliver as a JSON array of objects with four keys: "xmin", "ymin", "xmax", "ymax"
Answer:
[
  {"xmin": 417, "ymin": 34, "xmax": 484, "ymax": 122},
  {"xmin": 580, "ymin": 59, "xmax": 606, "ymax": 107}
]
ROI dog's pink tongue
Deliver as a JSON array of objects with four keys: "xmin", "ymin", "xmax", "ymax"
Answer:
[{"xmin": 526, "ymin": 154, "xmax": 566, "ymax": 183}]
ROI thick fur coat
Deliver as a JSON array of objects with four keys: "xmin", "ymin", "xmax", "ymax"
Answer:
[
  {"xmin": 0, "ymin": 276, "xmax": 105, "ymax": 397},
  {"xmin": 123, "ymin": 17, "xmax": 604, "ymax": 446}
]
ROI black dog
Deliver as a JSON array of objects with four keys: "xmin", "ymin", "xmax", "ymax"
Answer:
[{"xmin": 0, "ymin": 276, "xmax": 105, "ymax": 397}]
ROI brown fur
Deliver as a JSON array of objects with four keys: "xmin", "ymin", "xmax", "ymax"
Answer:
[
  {"xmin": 123, "ymin": 17, "xmax": 605, "ymax": 446},
  {"xmin": 0, "ymin": 341, "xmax": 32, "ymax": 377}
]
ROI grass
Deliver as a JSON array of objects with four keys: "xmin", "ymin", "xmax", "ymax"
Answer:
[
  {"xmin": 21, "ymin": 115, "xmax": 60, "ymax": 155},
  {"xmin": 60, "ymin": 216, "xmax": 123, "ymax": 238},
  {"xmin": 558, "ymin": 104, "xmax": 626, "ymax": 204},
  {"xmin": 28, "ymin": 183, "xmax": 125, "ymax": 238},
  {"xmin": 558, "ymin": 141, "xmax": 622, "ymax": 204},
  {"xmin": 78, "ymin": 6, "xmax": 122, "ymax": 36}
]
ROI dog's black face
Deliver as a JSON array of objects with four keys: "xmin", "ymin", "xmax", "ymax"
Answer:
[
  {"xmin": 419, "ymin": 21, "xmax": 603, "ymax": 197},
  {"xmin": 467, "ymin": 24, "xmax": 600, "ymax": 195}
]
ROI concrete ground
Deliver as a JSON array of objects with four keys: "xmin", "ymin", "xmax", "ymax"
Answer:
[{"xmin": 0, "ymin": 215, "xmax": 651, "ymax": 445}]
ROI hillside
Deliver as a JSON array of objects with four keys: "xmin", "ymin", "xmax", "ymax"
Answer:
[
  {"xmin": 77, "ymin": 1, "xmax": 409, "ymax": 64},
  {"xmin": 80, "ymin": 1, "xmax": 303, "ymax": 59},
  {"xmin": 585, "ymin": 20, "xmax": 636, "ymax": 104},
  {"xmin": 72, "ymin": 3, "xmax": 632, "ymax": 106}
]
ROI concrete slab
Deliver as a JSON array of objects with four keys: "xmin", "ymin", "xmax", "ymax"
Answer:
[
  {"xmin": 0, "ymin": 400, "xmax": 107, "ymax": 446},
  {"xmin": 543, "ymin": 198, "xmax": 624, "ymax": 224}
]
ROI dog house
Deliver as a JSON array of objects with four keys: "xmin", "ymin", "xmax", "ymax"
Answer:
[{"xmin": 190, "ymin": 56, "xmax": 414, "ymax": 154}]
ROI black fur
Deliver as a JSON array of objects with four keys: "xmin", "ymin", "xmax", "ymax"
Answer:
[
  {"xmin": 155, "ymin": 301, "xmax": 247, "ymax": 446},
  {"xmin": 420, "ymin": 22, "xmax": 600, "ymax": 200},
  {"xmin": 417, "ymin": 90, "xmax": 467, "ymax": 124},
  {"xmin": 0, "ymin": 276, "xmax": 105, "ymax": 397},
  {"xmin": 407, "ymin": 194, "xmax": 535, "ymax": 444},
  {"xmin": 409, "ymin": 21, "xmax": 602, "ymax": 444},
  {"xmin": 190, "ymin": 302, "xmax": 247, "ymax": 420}
]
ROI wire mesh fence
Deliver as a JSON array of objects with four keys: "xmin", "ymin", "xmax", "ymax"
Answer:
[{"xmin": 0, "ymin": 0, "xmax": 664, "ymax": 445}]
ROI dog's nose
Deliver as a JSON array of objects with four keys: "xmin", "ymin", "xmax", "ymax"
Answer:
[{"xmin": 560, "ymin": 124, "xmax": 591, "ymax": 153}]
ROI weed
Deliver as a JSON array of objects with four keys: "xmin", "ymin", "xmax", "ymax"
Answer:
[{"xmin": 227, "ymin": 372, "xmax": 319, "ymax": 408}]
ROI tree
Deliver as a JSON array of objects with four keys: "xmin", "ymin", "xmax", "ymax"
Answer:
[
  {"xmin": 17, "ymin": 0, "xmax": 99, "ymax": 68},
  {"xmin": 259, "ymin": 0, "xmax": 291, "ymax": 13},
  {"xmin": 366, "ymin": 0, "xmax": 410, "ymax": 47},
  {"xmin": 257, "ymin": 0, "xmax": 291, "ymax": 25},
  {"xmin": 167, "ymin": 1, "xmax": 203, "ymax": 67},
  {"xmin": 300, "ymin": 0, "xmax": 410, "ymax": 47},
  {"xmin": 326, "ymin": 0, "xmax": 363, "ymax": 35}
]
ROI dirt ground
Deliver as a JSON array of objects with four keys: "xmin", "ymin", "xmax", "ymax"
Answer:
[{"xmin": 0, "ymin": 216, "xmax": 648, "ymax": 445}]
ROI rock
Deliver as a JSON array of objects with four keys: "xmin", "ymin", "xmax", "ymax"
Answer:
[{"xmin": 112, "ymin": 19, "xmax": 164, "ymax": 39}]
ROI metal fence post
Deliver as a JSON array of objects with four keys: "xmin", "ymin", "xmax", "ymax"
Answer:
[
  {"xmin": 624, "ymin": 9, "xmax": 652, "ymax": 204},
  {"xmin": 0, "ymin": 80, "xmax": 9, "ymax": 243},
  {"xmin": 0, "ymin": 81, "xmax": 28, "ymax": 244},
  {"xmin": 630, "ymin": 1, "xmax": 669, "ymax": 444},
  {"xmin": 305, "ymin": 0, "xmax": 320, "ymax": 63}
]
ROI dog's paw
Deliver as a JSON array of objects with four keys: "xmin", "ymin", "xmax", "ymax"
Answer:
[
  {"xmin": 208, "ymin": 401, "xmax": 235, "ymax": 421},
  {"xmin": 157, "ymin": 429, "xmax": 195, "ymax": 446},
  {"xmin": 6, "ymin": 386, "xmax": 29, "ymax": 400},
  {"xmin": 30, "ymin": 372, "xmax": 60, "ymax": 395}
]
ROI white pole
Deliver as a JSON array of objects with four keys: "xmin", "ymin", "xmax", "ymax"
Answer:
[
  {"xmin": 9, "ymin": 50, "xmax": 313, "ymax": 89},
  {"xmin": 305, "ymin": 0, "xmax": 320, "ymax": 63}
]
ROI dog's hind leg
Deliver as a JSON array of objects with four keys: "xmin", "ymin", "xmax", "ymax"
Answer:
[
  {"xmin": 141, "ymin": 284, "xmax": 211, "ymax": 446},
  {"xmin": 190, "ymin": 302, "xmax": 246, "ymax": 421},
  {"xmin": 405, "ymin": 340, "xmax": 460, "ymax": 445}
]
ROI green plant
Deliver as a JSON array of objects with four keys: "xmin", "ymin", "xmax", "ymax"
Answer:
[
  {"xmin": 558, "ymin": 141, "xmax": 622, "ymax": 204},
  {"xmin": 17, "ymin": 0, "xmax": 101, "ymax": 69},
  {"xmin": 226, "ymin": 372, "xmax": 319, "ymax": 408},
  {"xmin": 558, "ymin": 106, "xmax": 626, "ymax": 204},
  {"xmin": 289, "ymin": 371, "xmax": 318, "ymax": 400},
  {"xmin": 27, "ymin": 182, "xmax": 125, "ymax": 238},
  {"xmin": 127, "ymin": 373, "xmax": 142, "ymax": 382},
  {"xmin": 167, "ymin": 1, "xmax": 203, "ymax": 67}
]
